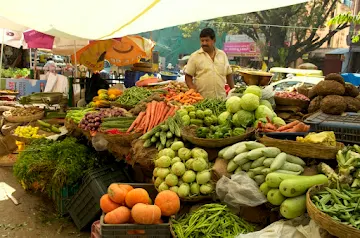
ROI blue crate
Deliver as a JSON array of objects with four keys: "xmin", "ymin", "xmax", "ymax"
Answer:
[
  {"xmin": 341, "ymin": 73, "xmax": 360, "ymax": 86},
  {"xmin": 304, "ymin": 111, "xmax": 360, "ymax": 144},
  {"xmin": 124, "ymin": 71, "xmax": 157, "ymax": 88}
]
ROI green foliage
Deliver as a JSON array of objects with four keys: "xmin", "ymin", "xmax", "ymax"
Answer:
[
  {"xmin": 13, "ymin": 137, "xmax": 100, "ymax": 193},
  {"xmin": 329, "ymin": 12, "xmax": 360, "ymax": 43}
]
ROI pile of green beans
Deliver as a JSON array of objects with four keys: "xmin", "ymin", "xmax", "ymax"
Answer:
[
  {"xmin": 312, "ymin": 187, "xmax": 360, "ymax": 229},
  {"xmin": 194, "ymin": 98, "xmax": 226, "ymax": 116},
  {"xmin": 116, "ymin": 87, "xmax": 152, "ymax": 108},
  {"xmin": 171, "ymin": 204, "xmax": 255, "ymax": 238}
]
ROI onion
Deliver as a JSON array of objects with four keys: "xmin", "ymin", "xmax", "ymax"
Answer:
[
  {"xmin": 192, "ymin": 158, "xmax": 208, "ymax": 172},
  {"xmin": 157, "ymin": 168, "xmax": 170, "ymax": 179},
  {"xmin": 190, "ymin": 183, "xmax": 200, "ymax": 195},
  {"xmin": 196, "ymin": 170, "xmax": 211, "ymax": 185},
  {"xmin": 178, "ymin": 183, "xmax": 190, "ymax": 198},
  {"xmin": 182, "ymin": 170, "xmax": 196, "ymax": 183},
  {"xmin": 165, "ymin": 174, "xmax": 178, "ymax": 187},
  {"xmin": 171, "ymin": 162, "xmax": 186, "ymax": 176}
]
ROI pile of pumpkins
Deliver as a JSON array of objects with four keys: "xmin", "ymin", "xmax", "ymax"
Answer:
[
  {"xmin": 89, "ymin": 88, "xmax": 122, "ymax": 108},
  {"xmin": 100, "ymin": 183, "xmax": 180, "ymax": 227}
]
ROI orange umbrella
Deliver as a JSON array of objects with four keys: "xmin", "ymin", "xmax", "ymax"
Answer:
[{"xmin": 72, "ymin": 36, "xmax": 155, "ymax": 71}]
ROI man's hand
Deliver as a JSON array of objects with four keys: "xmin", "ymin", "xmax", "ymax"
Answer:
[
  {"xmin": 226, "ymin": 74, "xmax": 235, "ymax": 89},
  {"xmin": 185, "ymin": 74, "xmax": 197, "ymax": 91}
]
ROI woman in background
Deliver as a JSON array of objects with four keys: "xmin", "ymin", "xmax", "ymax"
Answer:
[{"xmin": 85, "ymin": 73, "xmax": 109, "ymax": 103}]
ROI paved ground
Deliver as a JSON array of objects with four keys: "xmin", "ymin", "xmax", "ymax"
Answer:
[{"xmin": 0, "ymin": 167, "xmax": 90, "ymax": 238}]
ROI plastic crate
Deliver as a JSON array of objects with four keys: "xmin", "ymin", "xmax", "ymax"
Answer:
[
  {"xmin": 67, "ymin": 164, "xmax": 130, "ymax": 230},
  {"xmin": 304, "ymin": 111, "xmax": 360, "ymax": 144},
  {"xmin": 101, "ymin": 183, "xmax": 171, "ymax": 238},
  {"xmin": 124, "ymin": 71, "xmax": 157, "ymax": 88},
  {"xmin": 51, "ymin": 183, "xmax": 80, "ymax": 216}
]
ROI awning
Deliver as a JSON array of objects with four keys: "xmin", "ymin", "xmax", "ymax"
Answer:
[{"xmin": 0, "ymin": 0, "xmax": 308, "ymax": 40}]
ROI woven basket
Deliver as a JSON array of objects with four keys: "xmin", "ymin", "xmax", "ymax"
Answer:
[
  {"xmin": 64, "ymin": 119, "xmax": 83, "ymax": 137},
  {"xmin": 102, "ymin": 132, "xmax": 142, "ymax": 147},
  {"xmin": 274, "ymin": 96, "xmax": 309, "ymax": 109},
  {"xmin": 181, "ymin": 126, "xmax": 255, "ymax": 148},
  {"xmin": 307, "ymin": 185, "xmax": 360, "ymax": 238},
  {"xmin": 258, "ymin": 136, "xmax": 343, "ymax": 159},
  {"xmin": 3, "ymin": 111, "xmax": 44, "ymax": 123},
  {"xmin": 110, "ymin": 102, "xmax": 134, "ymax": 111}
]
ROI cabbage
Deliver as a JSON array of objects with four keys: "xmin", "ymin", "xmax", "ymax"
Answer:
[
  {"xmin": 244, "ymin": 85, "xmax": 262, "ymax": 98},
  {"xmin": 260, "ymin": 100, "xmax": 272, "ymax": 110},
  {"xmin": 232, "ymin": 110, "xmax": 254, "ymax": 127},
  {"xmin": 273, "ymin": 117, "xmax": 286, "ymax": 127},
  {"xmin": 240, "ymin": 93, "xmax": 260, "ymax": 111},
  {"xmin": 253, "ymin": 118, "xmax": 268, "ymax": 128},
  {"xmin": 218, "ymin": 111, "xmax": 231, "ymax": 125},
  {"xmin": 255, "ymin": 105, "xmax": 274, "ymax": 120},
  {"xmin": 191, "ymin": 148, "xmax": 208, "ymax": 160},
  {"xmin": 226, "ymin": 96, "xmax": 242, "ymax": 113}
]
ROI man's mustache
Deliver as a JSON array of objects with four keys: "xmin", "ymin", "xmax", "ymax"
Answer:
[{"xmin": 202, "ymin": 45, "xmax": 209, "ymax": 47}]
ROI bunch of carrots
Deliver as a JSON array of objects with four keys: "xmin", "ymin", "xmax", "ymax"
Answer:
[
  {"xmin": 162, "ymin": 89, "xmax": 203, "ymax": 105},
  {"xmin": 259, "ymin": 119, "xmax": 310, "ymax": 133},
  {"xmin": 127, "ymin": 100, "xmax": 178, "ymax": 133}
]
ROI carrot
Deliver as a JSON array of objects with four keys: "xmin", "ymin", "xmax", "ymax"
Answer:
[
  {"xmin": 150, "ymin": 101, "xmax": 164, "ymax": 130},
  {"xmin": 127, "ymin": 111, "xmax": 145, "ymax": 132},
  {"xmin": 264, "ymin": 123, "xmax": 277, "ymax": 131},
  {"xmin": 154, "ymin": 102, "xmax": 166, "ymax": 126},
  {"xmin": 160, "ymin": 106, "xmax": 170, "ymax": 122},
  {"xmin": 164, "ymin": 106, "xmax": 176, "ymax": 120},
  {"xmin": 142, "ymin": 103, "xmax": 152, "ymax": 133},
  {"xmin": 263, "ymin": 128, "xmax": 276, "ymax": 132},
  {"xmin": 147, "ymin": 101, "xmax": 157, "ymax": 131},
  {"xmin": 277, "ymin": 120, "xmax": 300, "ymax": 131}
]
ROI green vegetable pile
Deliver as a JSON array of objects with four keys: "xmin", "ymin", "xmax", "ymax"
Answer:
[
  {"xmin": 13, "ymin": 137, "xmax": 100, "ymax": 193},
  {"xmin": 153, "ymin": 145, "xmax": 214, "ymax": 198},
  {"xmin": 171, "ymin": 204, "xmax": 255, "ymax": 238},
  {"xmin": 194, "ymin": 98, "xmax": 226, "ymax": 116},
  {"xmin": 218, "ymin": 141, "xmax": 306, "ymax": 184},
  {"xmin": 141, "ymin": 117, "xmax": 182, "ymax": 151},
  {"xmin": 116, "ymin": 87, "xmax": 152, "ymax": 108},
  {"xmin": 311, "ymin": 186, "xmax": 360, "ymax": 229},
  {"xmin": 66, "ymin": 108, "xmax": 95, "ymax": 124}
]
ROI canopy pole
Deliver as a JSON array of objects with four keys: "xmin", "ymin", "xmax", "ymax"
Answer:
[
  {"xmin": 0, "ymin": 29, "xmax": 5, "ymax": 81},
  {"xmin": 73, "ymin": 40, "xmax": 77, "ymax": 78}
]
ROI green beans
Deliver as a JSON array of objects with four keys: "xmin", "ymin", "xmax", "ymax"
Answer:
[
  {"xmin": 116, "ymin": 87, "xmax": 152, "ymax": 107},
  {"xmin": 194, "ymin": 98, "xmax": 226, "ymax": 116},
  {"xmin": 171, "ymin": 204, "xmax": 255, "ymax": 238}
]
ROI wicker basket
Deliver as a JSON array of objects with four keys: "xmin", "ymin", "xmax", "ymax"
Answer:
[
  {"xmin": 258, "ymin": 136, "xmax": 343, "ymax": 159},
  {"xmin": 307, "ymin": 185, "xmax": 360, "ymax": 238},
  {"xmin": 181, "ymin": 126, "xmax": 255, "ymax": 148},
  {"xmin": 102, "ymin": 132, "xmax": 142, "ymax": 147},
  {"xmin": 274, "ymin": 96, "xmax": 310, "ymax": 109},
  {"xmin": 65, "ymin": 119, "xmax": 83, "ymax": 137},
  {"xmin": 3, "ymin": 111, "xmax": 44, "ymax": 123}
]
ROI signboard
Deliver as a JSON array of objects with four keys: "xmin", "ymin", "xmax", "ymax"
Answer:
[
  {"xmin": 5, "ymin": 79, "xmax": 47, "ymax": 97},
  {"xmin": 223, "ymin": 42, "xmax": 261, "ymax": 57}
]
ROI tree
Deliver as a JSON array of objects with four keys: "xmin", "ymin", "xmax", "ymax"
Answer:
[
  {"xmin": 179, "ymin": 0, "xmax": 350, "ymax": 67},
  {"xmin": 329, "ymin": 12, "xmax": 360, "ymax": 43}
]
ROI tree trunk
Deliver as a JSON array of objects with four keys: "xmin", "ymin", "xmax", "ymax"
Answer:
[{"xmin": 266, "ymin": 28, "xmax": 288, "ymax": 68}]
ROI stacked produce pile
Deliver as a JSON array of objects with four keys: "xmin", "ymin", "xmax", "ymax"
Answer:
[
  {"xmin": 194, "ymin": 98, "xmax": 226, "ymax": 116},
  {"xmin": 171, "ymin": 204, "xmax": 256, "ymax": 237},
  {"xmin": 261, "ymin": 172, "xmax": 328, "ymax": 219},
  {"xmin": 161, "ymin": 89, "xmax": 203, "ymax": 105},
  {"xmin": 218, "ymin": 141, "xmax": 307, "ymax": 185},
  {"xmin": 13, "ymin": 137, "xmax": 100, "ymax": 192},
  {"xmin": 0, "ymin": 67, "xmax": 30, "ymax": 78},
  {"xmin": 257, "ymin": 119, "xmax": 310, "ymax": 133},
  {"xmin": 127, "ymin": 101, "xmax": 178, "ymax": 134},
  {"xmin": 66, "ymin": 108, "xmax": 95, "ymax": 124},
  {"xmin": 14, "ymin": 125, "xmax": 45, "ymax": 139},
  {"xmin": 4, "ymin": 106, "xmax": 43, "ymax": 119},
  {"xmin": 153, "ymin": 145, "xmax": 214, "ymax": 198},
  {"xmin": 274, "ymin": 91, "xmax": 310, "ymax": 121},
  {"xmin": 88, "ymin": 88, "xmax": 123, "ymax": 108},
  {"xmin": 100, "ymin": 184, "xmax": 180, "ymax": 225},
  {"xmin": 116, "ymin": 87, "xmax": 153, "ymax": 109},
  {"xmin": 308, "ymin": 73, "xmax": 360, "ymax": 115}
]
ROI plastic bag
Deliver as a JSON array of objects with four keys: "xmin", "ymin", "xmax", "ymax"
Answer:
[
  {"xmin": 91, "ymin": 134, "xmax": 109, "ymax": 151},
  {"xmin": 261, "ymin": 85, "xmax": 275, "ymax": 100},
  {"xmin": 236, "ymin": 215, "xmax": 322, "ymax": 238},
  {"xmin": 216, "ymin": 172, "xmax": 267, "ymax": 208}
]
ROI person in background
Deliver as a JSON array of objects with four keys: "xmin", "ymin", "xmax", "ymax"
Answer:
[
  {"xmin": 185, "ymin": 28, "xmax": 234, "ymax": 99},
  {"xmin": 85, "ymin": 72, "xmax": 109, "ymax": 103}
]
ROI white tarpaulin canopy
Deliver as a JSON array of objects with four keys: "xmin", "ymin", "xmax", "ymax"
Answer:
[{"xmin": 0, "ymin": 0, "xmax": 308, "ymax": 40}]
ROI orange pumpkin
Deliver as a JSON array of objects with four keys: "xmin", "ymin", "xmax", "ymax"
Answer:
[
  {"xmin": 108, "ymin": 88, "xmax": 122, "ymax": 96},
  {"xmin": 119, "ymin": 184, "xmax": 134, "ymax": 193},
  {"xmin": 104, "ymin": 206, "xmax": 131, "ymax": 224},
  {"xmin": 153, "ymin": 218, "xmax": 164, "ymax": 224},
  {"xmin": 108, "ymin": 184, "xmax": 128, "ymax": 204},
  {"xmin": 125, "ymin": 188, "xmax": 150, "ymax": 208},
  {"xmin": 100, "ymin": 194, "xmax": 120, "ymax": 213},
  {"xmin": 155, "ymin": 190, "xmax": 180, "ymax": 216},
  {"xmin": 131, "ymin": 203, "xmax": 161, "ymax": 224}
]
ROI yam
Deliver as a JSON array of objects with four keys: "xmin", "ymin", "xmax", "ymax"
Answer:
[
  {"xmin": 325, "ymin": 73, "xmax": 345, "ymax": 85},
  {"xmin": 314, "ymin": 80, "xmax": 345, "ymax": 96},
  {"xmin": 343, "ymin": 96, "xmax": 360, "ymax": 112},
  {"xmin": 344, "ymin": 83, "xmax": 360, "ymax": 97},
  {"xmin": 320, "ymin": 95, "xmax": 347, "ymax": 115}
]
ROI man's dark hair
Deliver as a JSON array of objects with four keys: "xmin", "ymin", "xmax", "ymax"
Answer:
[{"xmin": 200, "ymin": 28, "xmax": 215, "ymax": 40}]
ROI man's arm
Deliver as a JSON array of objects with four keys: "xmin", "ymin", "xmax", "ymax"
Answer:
[
  {"xmin": 226, "ymin": 74, "xmax": 235, "ymax": 89},
  {"xmin": 185, "ymin": 74, "xmax": 196, "ymax": 90}
]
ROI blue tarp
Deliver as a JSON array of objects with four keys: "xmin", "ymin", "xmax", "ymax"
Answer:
[{"xmin": 341, "ymin": 73, "xmax": 360, "ymax": 86}]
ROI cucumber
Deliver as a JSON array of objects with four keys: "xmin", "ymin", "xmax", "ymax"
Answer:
[
  {"xmin": 50, "ymin": 126, "xmax": 61, "ymax": 133},
  {"xmin": 143, "ymin": 139, "xmax": 152, "ymax": 148},
  {"xmin": 251, "ymin": 156, "xmax": 266, "ymax": 169},
  {"xmin": 160, "ymin": 132, "xmax": 167, "ymax": 145},
  {"xmin": 245, "ymin": 141, "xmax": 265, "ymax": 150},
  {"xmin": 262, "ymin": 147, "xmax": 281, "ymax": 158},
  {"xmin": 267, "ymin": 189, "xmax": 286, "ymax": 206},
  {"xmin": 37, "ymin": 120, "xmax": 51, "ymax": 128},
  {"xmin": 270, "ymin": 152, "xmax": 287, "ymax": 172},
  {"xmin": 173, "ymin": 121, "xmax": 181, "ymax": 137},
  {"xmin": 227, "ymin": 159, "xmax": 238, "ymax": 173},
  {"xmin": 151, "ymin": 136, "xmax": 157, "ymax": 143},
  {"xmin": 141, "ymin": 125, "xmax": 162, "ymax": 140},
  {"xmin": 265, "ymin": 172, "xmax": 300, "ymax": 188},
  {"xmin": 247, "ymin": 171, "xmax": 255, "ymax": 179},
  {"xmin": 279, "ymin": 174, "xmax": 328, "ymax": 197},
  {"xmin": 254, "ymin": 175, "xmax": 265, "ymax": 185},
  {"xmin": 223, "ymin": 142, "xmax": 246, "ymax": 160},
  {"xmin": 166, "ymin": 131, "xmax": 173, "ymax": 138},
  {"xmin": 261, "ymin": 168, "xmax": 271, "ymax": 175},
  {"xmin": 286, "ymin": 154, "xmax": 306, "ymax": 166},
  {"xmin": 167, "ymin": 118, "xmax": 175, "ymax": 134},
  {"xmin": 249, "ymin": 166, "xmax": 266, "ymax": 175},
  {"xmin": 234, "ymin": 167, "xmax": 243, "ymax": 174},
  {"xmin": 218, "ymin": 146, "xmax": 230, "ymax": 158},
  {"xmin": 263, "ymin": 158, "xmax": 275, "ymax": 168},
  {"xmin": 103, "ymin": 117, "xmax": 137, "ymax": 122},
  {"xmin": 247, "ymin": 148, "xmax": 264, "ymax": 160},
  {"xmin": 233, "ymin": 152, "xmax": 249, "ymax": 166},
  {"xmin": 280, "ymin": 162, "xmax": 304, "ymax": 173},
  {"xmin": 161, "ymin": 124, "xmax": 169, "ymax": 131},
  {"xmin": 235, "ymin": 144, "xmax": 248, "ymax": 155},
  {"xmin": 280, "ymin": 195, "xmax": 306, "ymax": 219},
  {"xmin": 241, "ymin": 161, "xmax": 252, "ymax": 171},
  {"xmin": 275, "ymin": 170, "xmax": 302, "ymax": 175}
]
